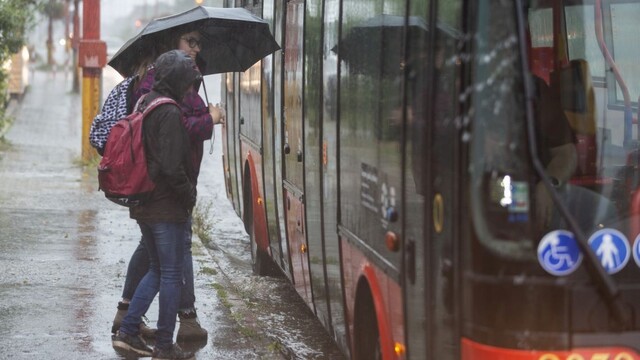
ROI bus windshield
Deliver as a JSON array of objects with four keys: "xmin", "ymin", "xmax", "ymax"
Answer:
[{"xmin": 470, "ymin": 0, "xmax": 640, "ymax": 282}]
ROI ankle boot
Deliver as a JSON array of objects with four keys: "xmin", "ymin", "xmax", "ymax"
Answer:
[
  {"xmin": 139, "ymin": 315, "xmax": 157, "ymax": 340},
  {"xmin": 177, "ymin": 311, "xmax": 208, "ymax": 342},
  {"xmin": 111, "ymin": 302, "xmax": 128, "ymax": 334},
  {"xmin": 111, "ymin": 302, "xmax": 157, "ymax": 339}
]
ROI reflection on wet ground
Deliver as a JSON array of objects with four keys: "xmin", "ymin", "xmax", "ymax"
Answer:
[{"xmin": 0, "ymin": 69, "xmax": 345, "ymax": 359}]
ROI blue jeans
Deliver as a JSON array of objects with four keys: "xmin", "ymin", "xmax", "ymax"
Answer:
[
  {"xmin": 122, "ymin": 217, "xmax": 195, "ymax": 312},
  {"xmin": 120, "ymin": 221, "xmax": 185, "ymax": 349}
]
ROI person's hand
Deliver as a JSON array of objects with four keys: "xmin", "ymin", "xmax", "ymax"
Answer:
[{"xmin": 209, "ymin": 103, "xmax": 226, "ymax": 125}]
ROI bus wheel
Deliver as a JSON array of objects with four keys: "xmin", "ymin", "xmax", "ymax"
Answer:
[
  {"xmin": 244, "ymin": 179, "xmax": 275, "ymax": 276},
  {"xmin": 353, "ymin": 285, "xmax": 382, "ymax": 360}
]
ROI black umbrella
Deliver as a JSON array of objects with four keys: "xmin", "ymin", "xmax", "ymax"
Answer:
[
  {"xmin": 108, "ymin": 6, "xmax": 280, "ymax": 78},
  {"xmin": 335, "ymin": 15, "xmax": 428, "ymax": 76},
  {"xmin": 335, "ymin": 14, "xmax": 458, "ymax": 76}
]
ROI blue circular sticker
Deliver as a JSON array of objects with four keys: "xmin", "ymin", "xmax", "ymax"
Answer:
[
  {"xmin": 633, "ymin": 235, "xmax": 640, "ymax": 268},
  {"xmin": 538, "ymin": 230, "xmax": 582, "ymax": 276},
  {"xmin": 588, "ymin": 229, "xmax": 630, "ymax": 274}
]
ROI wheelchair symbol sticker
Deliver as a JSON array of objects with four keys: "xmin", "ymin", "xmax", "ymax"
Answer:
[
  {"xmin": 588, "ymin": 229, "xmax": 629, "ymax": 274},
  {"xmin": 538, "ymin": 230, "xmax": 582, "ymax": 276}
]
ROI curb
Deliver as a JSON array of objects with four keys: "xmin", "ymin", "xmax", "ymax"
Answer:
[
  {"xmin": 197, "ymin": 235, "xmax": 345, "ymax": 360},
  {"xmin": 193, "ymin": 236, "xmax": 291, "ymax": 359}
]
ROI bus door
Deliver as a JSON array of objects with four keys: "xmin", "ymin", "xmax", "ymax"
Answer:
[
  {"xmin": 338, "ymin": 3, "xmax": 406, "ymax": 357},
  {"xmin": 224, "ymin": 72, "xmax": 242, "ymax": 214},
  {"xmin": 283, "ymin": 0, "xmax": 313, "ymax": 308},
  {"xmin": 403, "ymin": 1, "xmax": 462, "ymax": 359}
]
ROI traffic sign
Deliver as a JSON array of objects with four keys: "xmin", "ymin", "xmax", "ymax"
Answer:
[
  {"xmin": 588, "ymin": 229, "xmax": 630, "ymax": 274},
  {"xmin": 538, "ymin": 230, "xmax": 582, "ymax": 276}
]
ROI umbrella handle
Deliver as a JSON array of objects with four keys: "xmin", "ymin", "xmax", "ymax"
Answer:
[
  {"xmin": 202, "ymin": 80, "xmax": 210, "ymax": 104},
  {"xmin": 201, "ymin": 80, "xmax": 216, "ymax": 154}
]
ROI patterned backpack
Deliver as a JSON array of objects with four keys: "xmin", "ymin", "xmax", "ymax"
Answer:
[{"xmin": 89, "ymin": 76, "xmax": 136, "ymax": 155}]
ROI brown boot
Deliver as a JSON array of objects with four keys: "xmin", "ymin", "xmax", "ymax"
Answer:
[
  {"xmin": 177, "ymin": 311, "xmax": 208, "ymax": 343},
  {"xmin": 111, "ymin": 302, "xmax": 156, "ymax": 339},
  {"xmin": 139, "ymin": 316, "xmax": 156, "ymax": 340},
  {"xmin": 111, "ymin": 302, "xmax": 128, "ymax": 334}
]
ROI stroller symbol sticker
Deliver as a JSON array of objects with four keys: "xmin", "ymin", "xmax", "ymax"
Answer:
[
  {"xmin": 538, "ymin": 230, "xmax": 582, "ymax": 276},
  {"xmin": 588, "ymin": 229, "xmax": 629, "ymax": 274}
]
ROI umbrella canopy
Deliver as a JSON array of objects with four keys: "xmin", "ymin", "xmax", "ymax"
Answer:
[
  {"xmin": 108, "ymin": 6, "xmax": 280, "ymax": 77},
  {"xmin": 335, "ymin": 15, "xmax": 427, "ymax": 76},
  {"xmin": 336, "ymin": 14, "xmax": 458, "ymax": 76}
]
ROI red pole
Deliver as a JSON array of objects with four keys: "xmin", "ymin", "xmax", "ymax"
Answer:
[
  {"xmin": 71, "ymin": 0, "xmax": 80, "ymax": 92},
  {"xmin": 79, "ymin": 0, "xmax": 106, "ymax": 161}
]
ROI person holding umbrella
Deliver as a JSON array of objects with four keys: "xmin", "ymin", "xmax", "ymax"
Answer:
[
  {"xmin": 111, "ymin": 49, "xmax": 201, "ymax": 360},
  {"xmin": 107, "ymin": 5, "xmax": 280, "ymax": 352},
  {"xmin": 111, "ymin": 22, "xmax": 225, "ymax": 345}
]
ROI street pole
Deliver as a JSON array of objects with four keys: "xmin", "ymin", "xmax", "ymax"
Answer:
[
  {"xmin": 72, "ymin": 0, "xmax": 80, "ymax": 93},
  {"xmin": 79, "ymin": 0, "xmax": 106, "ymax": 162}
]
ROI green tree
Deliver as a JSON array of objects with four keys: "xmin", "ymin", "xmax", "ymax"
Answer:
[{"xmin": 0, "ymin": 0, "xmax": 40, "ymax": 111}]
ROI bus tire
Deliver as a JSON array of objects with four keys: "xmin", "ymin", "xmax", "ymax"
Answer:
[
  {"xmin": 248, "ymin": 215, "xmax": 270, "ymax": 276},
  {"xmin": 353, "ymin": 282, "xmax": 382, "ymax": 360},
  {"xmin": 244, "ymin": 172, "xmax": 276, "ymax": 276}
]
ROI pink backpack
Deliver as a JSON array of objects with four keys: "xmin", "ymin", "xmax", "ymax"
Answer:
[{"xmin": 98, "ymin": 96, "xmax": 179, "ymax": 207}]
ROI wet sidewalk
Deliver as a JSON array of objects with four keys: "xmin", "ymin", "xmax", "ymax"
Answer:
[
  {"xmin": 0, "ymin": 69, "xmax": 268, "ymax": 359},
  {"xmin": 0, "ymin": 68, "xmax": 345, "ymax": 360}
]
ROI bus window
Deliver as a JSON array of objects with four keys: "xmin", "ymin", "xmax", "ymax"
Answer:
[
  {"xmin": 468, "ymin": 0, "xmax": 534, "ymax": 260},
  {"xmin": 564, "ymin": 6, "xmax": 606, "ymax": 80},
  {"xmin": 339, "ymin": 4, "xmax": 405, "ymax": 271},
  {"xmin": 609, "ymin": 3, "xmax": 640, "ymax": 105}
]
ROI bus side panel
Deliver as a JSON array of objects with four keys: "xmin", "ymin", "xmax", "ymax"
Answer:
[
  {"xmin": 238, "ymin": 29, "xmax": 265, "ymax": 237},
  {"xmin": 273, "ymin": 0, "xmax": 291, "ymax": 275},
  {"xmin": 225, "ymin": 73, "xmax": 242, "ymax": 214},
  {"xmin": 304, "ymin": 0, "xmax": 331, "ymax": 331},
  {"xmin": 285, "ymin": 189, "xmax": 312, "ymax": 307},
  {"xmin": 232, "ymin": 73, "xmax": 244, "ymax": 217},
  {"xmin": 341, "ymin": 238, "xmax": 404, "ymax": 360},
  {"xmin": 221, "ymin": 73, "xmax": 230, "ymax": 200},
  {"xmin": 283, "ymin": 0, "xmax": 312, "ymax": 299},
  {"xmin": 222, "ymin": 73, "xmax": 239, "ymax": 215},
  {"xmin": 402, "ymin": 1, "xmax": 464, "ymax": 359},
  {"xmin": 322, "ymin": 0, "xmax": 349, "ymax": 353},
  {"xmin": 339, "ymin": 0, "xmax": 405, "ymax": 356},
  {"xmin": 260, "ymin": 0, "xmax": 286, "ymax": 270}
]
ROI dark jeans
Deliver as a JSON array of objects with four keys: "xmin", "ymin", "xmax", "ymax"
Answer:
[
  {"xmin": 122, "ymin": 217, "xmax": 195, "ymax": 312},
  {"xmin": 120, "ymin": 221, "xmax": 185, "ymax": 349}
]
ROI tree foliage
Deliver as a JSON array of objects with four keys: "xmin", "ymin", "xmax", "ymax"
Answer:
[
  {"xmin": 0, "ymin": 0, "xmax": 40, "ymax": 111},
  {"xmin": 0, "ymin": 0, "xmax": 40, "ymax": 66}
]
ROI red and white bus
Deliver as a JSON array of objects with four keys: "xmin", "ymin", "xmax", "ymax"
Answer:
[{"xmin": 220, "ymin": 0, "xmax": 640, "ymax": 359}]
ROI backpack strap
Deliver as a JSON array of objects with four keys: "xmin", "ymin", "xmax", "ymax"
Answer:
[
  {"xmin": 125, "ymin": 96, "xmax": 179, "ymax": 164},
  {"xmin": 141, "ymin": 96, "xmax": 179, "ymax": 116},
  {"xmin": 134, "ymin": 94, "xmax": 180, "ymax": 117}
]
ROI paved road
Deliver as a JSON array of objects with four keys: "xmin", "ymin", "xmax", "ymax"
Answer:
[{"xmin": 0, "ymin": 69, "xmax": 345, "ymax": 360}]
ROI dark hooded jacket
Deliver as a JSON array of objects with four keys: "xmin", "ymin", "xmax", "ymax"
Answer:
[{"xmin": 129, "ymin": 50, "xmax": 202, "ymax": 222}]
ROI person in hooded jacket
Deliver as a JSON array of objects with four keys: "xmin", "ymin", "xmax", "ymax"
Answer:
[
  {"xmin": 111, "ymin": 24, "xmax": 224, "ymax": 343},
  {"xmin": 112, "ymin": 50, "xmax": 200, "ymax": 360}
]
